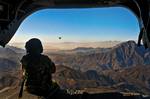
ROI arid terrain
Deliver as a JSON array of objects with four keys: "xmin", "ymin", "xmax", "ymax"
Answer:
[{"xmin": 0, "ymin": 40, "xmax": 150, "ymax": 99}]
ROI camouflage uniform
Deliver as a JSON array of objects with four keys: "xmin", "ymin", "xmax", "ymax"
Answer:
[{"xmin": 21, "ymin": 54, "xmax": 56, "ymax": 97}]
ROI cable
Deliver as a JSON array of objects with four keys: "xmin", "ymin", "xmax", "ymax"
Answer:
[{"xmin": 132, "ymin": 0, "xmax": 150, "ymax": 47}]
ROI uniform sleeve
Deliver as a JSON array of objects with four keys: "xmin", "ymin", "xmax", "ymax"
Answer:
[
  {"xmin": 51, "ymin": 61, "xmax": 56, "ymax": 73},
  {"xmin": 20, "ymin": 56, "xmax": 26, "ymax": 70},
  {"xmin": 46, "ymin": 56, "xmax": 56, "ymax": 73},
  {"xmin": 20, "ymin": 56, "xmax": 27, "ymax": 77}
]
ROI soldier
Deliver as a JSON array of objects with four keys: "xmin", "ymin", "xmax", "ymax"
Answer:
[{"xmin": 19, "ymin": 38, "xmax": 59, "ymax": 98}]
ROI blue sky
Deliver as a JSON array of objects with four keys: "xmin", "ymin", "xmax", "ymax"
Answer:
[{"xmin": 10, "ymin": 7, "xmax": 140, "ymax": 43}]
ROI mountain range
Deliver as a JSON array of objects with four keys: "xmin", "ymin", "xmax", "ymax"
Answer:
[
  {"xmin": 48, "ymin": 41, "xmax": 150, "ymax": 94},
  {"xmin": 48, "ymin": 41, "xmax": 150, "ymax": 71},
  {"xmin": 0, "ymin": 40, "xmax": 150, "ymax": 95},
  {"xmin": 0, "ymin": 46, "xmax": 23, "ymax": 90}
]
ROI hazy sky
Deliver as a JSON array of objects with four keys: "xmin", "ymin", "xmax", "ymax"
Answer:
[{"xmin": 10, "ymin": 7, "xmax": 140, "ymax": 43}]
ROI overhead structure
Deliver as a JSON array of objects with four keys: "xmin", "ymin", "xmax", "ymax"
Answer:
[{"xmin": 0, "ymin": 0, "xmax": 149, "ymax": 47}]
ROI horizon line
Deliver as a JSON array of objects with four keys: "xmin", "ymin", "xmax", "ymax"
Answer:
[{"xmin": 9, "ymin": 40, "xmax": 137, "ymax": 44}]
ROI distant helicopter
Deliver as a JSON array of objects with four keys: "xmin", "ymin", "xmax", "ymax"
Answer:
[{"xmin": 58, "ymin": 37, "xmax": 62, "ymax": 40}]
